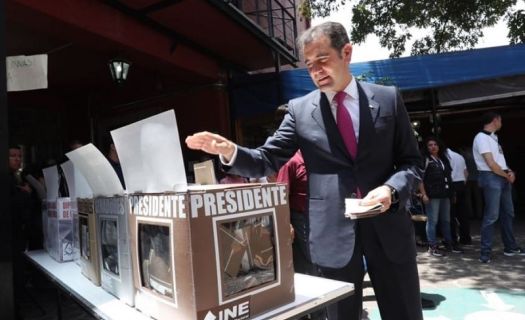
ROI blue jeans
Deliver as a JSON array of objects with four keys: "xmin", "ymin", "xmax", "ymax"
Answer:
[
  {"xmin": 478, "ymin": 171, "xmax": 518, "ymax": 255},
  {"xmin": 425, "ymin": 198, "xmax": 452, "ymax": 246}
]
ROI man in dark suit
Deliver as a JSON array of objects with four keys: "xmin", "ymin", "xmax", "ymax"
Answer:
[{"xmin": 186, "ymin": 22, "xmax": 423, "ymax": 320}]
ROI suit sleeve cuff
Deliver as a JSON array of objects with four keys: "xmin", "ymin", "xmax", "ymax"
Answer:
[{"xmin": 219, "ymin": 144, "xmax": 238, "ymax": 166}]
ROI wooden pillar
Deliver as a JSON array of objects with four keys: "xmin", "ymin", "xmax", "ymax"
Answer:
[{"xmin": 0, "ymin": 0, "xmax": 16, "ymax": 317}]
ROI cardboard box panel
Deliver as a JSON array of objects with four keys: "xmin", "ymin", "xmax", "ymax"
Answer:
[
  {"xmin": 129, "ymin": 184, "xmax": 294, "ymax": 320},
  {"xmin": 47, "ymin": 198, "xmax": 75, "ymax": 262},
  {"xmin": 138, "ymin": 223, "xmax": 174, "ymax": 299},
  {"xmin": 215, "ymin": 213, "xmax": 277, "ymax": 299},
  {"xmin": 78, "ymin": 198, "xmax": 101, "ymax": 286},
  {"xmin": 60, "ymin": 160, "xmax": 92, "ymax": 264},
  {"xmin": 95, "ymin": 196, "xmax": 135, "ymax": 306}
]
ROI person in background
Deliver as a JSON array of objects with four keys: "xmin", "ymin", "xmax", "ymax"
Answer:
[
  {"xmin": 106, "ymin": 140, "xmax": 126, "ymax": 189},
  {"xmin": 276, "ymin": 149, "xmax": 327, "ymax": 320},
  {"xmin": 186, "ymin": 21, "xmax": 423, "ymax": 320},
  {"xmin": 68, "ymin": 139, "xmax": 84, "ymax": 151},
  {"xmin": 219, "ymin": 173, "xmax": 248, "ymax": 184},
  {"xmin": 420, "ymin": 137, "xmax": 463, "ymax": 256},
  {"xmin": 58, "ymin": 139, "xmax": 85, "ymax": 197},
  {"xmin": 460, "ymin": 146, "xmax": 484, "ymax": 220},
  {"xmin": 9, "ymin": 144, "xmax": 33, "ymax": 318},
  {"xmin": 276, "ymin": 150, "xmax": 311, "ymax": 273},
  {"xmin": 446, "ymin": 148, "xmax": 472, "ymax": 246},
  {"xmin": 9, "ymin": 144, "xmax": 32, "ymax": 249},
  {"xmin": 22, "ymin": 164, "xmax": 45, "ymax": 251},
  {"xmin": 473, "ymin": 112, "xmax": 524, "ymax": 263}
]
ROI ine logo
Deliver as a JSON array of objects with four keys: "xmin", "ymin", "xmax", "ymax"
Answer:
[
  {"xmin": 202, "ymin": 301, "xmax": 250, "ymax": 320},
  {"xmin": 204, "ymin": 311, "xmax": 217, "ymax": 320}
]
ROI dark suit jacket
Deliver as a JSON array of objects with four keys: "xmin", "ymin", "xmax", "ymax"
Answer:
[{"xmin": 229, "ymin": 81, "xmax": 422, "ymax": 268}]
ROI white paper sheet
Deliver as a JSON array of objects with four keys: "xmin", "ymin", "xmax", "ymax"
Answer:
[
  {"xmin": 66, "ymin": 144, "xmax": 124, "ymax": 197},
  {"xmin": 60, "ymin": 161, "xmax": 76, "ymax": 199},
  {"xmin": 60, "ymin": 160, "xmax": 93, "ymax": 199},
  {"xmin": 111, "ymin": 109, "xmax": 187, "ymax": 193},
  {"xmin": 42, "ymin": 165, "xmax": 59, "ymax": 200}
]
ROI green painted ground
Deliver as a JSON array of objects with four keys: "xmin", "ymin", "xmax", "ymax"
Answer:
[{"xmin": 369, "ymin": 288, "xmax": 525, "ymax": 320}]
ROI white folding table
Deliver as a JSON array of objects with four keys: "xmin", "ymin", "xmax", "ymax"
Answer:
[{"xmin": 25, "ymin": 250, "xmax": 353, "ymax": 320}]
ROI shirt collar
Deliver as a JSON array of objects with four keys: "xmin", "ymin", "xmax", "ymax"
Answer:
[
  {"xmin": 326, "ymin": 77, "xmax": 358, "ymax": 104},
  {"xmin": 482, "ymin": 130, "xmax": 497, "ymax": 138}
]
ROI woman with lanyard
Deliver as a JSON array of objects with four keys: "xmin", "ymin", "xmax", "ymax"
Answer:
[{"xmin": 419, "ymin": 137, "xmax": 463, "ymax": 257}]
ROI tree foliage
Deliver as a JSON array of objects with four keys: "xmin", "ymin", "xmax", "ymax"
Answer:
[
  {"xmin": 507, "ymin": 8, "xmax": 525, "ymax": 43},
  {"xmin": 300, "ymin": 0, "xmax": 524, "ymax": 57}
]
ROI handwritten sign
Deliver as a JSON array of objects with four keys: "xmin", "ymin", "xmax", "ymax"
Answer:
[{"xmin": 6, "ymin": 54, "xmax": 48, "ymax": 91}]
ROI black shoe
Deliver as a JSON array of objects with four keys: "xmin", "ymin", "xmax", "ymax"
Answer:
[
  {"xmin": 443, "ymin": 242, "xmax": 464, "ymax": 254},
  {"xmin": 503, "ymin": 247, "xmax": 525, "ymax": 256},
  {"xmin": 459, "ymin": 238, "xmax": 472, "ymax": 246},
  {"xmin": 479, "ymin": 254, "xmax": 491, "ymax": 263},
  {"xmin": 451, "ymin": 245, "xmax": 464, "ymax": 254},
  {"xmin": 428, "ymin": 245, "xmax": 444, "ymax": 257},
  {"xmin": 416, "ymin": 240, "xmax": 429, "ymax": 247},
  {"xmin": 421, "ymin": 297, "xmax": 436, "ymax": 309},
  {"xmin": 443, "ymin": 242, "xmax": 464, "ymax": 253}
]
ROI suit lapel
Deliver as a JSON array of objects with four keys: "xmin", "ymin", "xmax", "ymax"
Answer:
[
  {"xmin": 356, "ymin": 82, "xmax": 377, "ymax": 162},
  {"xmin": 314, "ymin": 91, "xmax": 352, "ymax": 161},
  {"xmin": 359, "ymin": 82, "xmax": 380, "ymax": 122},
  {"xmin": 311, "ymin": 83, "xmax": 381, "ymax": 163},
  {"xmin": 310, "ymin": 91, "xmax": 325, "ymax": 130}
]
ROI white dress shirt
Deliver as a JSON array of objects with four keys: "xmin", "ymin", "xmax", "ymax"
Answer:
[
  {"xmin": 325, "ymin": 77, "xmax": 360, "ymax": 140},
  {"xmin": 446, "ymin": 148, "xmax": 467, "ymax": 182}
]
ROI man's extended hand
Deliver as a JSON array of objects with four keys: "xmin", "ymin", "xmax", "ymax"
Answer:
[
  {"xmin": 360, "ymin": 185, "xmax": 392, "ymax": 213},
  {"xmin": 185, "ymin": 131, "xmax": 235, "ymax": 161}
]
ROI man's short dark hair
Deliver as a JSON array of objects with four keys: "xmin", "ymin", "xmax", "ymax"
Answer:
[
  {"xmin": 482, "ymin": 112, "xmax": 500, "ymax": 126},
  {"xmin": 297, "ymin": 22, "xmax": 350, "ymax": 57},
  {"xmin": 9, "ymin": 143, "xmax": 21, "ymax": 150}
]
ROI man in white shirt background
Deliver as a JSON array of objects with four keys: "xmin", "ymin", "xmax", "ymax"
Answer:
[
  {"xmin": 472, "ymin": 112, "xmax": 524, "ymax": 263},
  {"xmin": 446, "ymin": 148, "xmax": 471, "ymax": 246}
]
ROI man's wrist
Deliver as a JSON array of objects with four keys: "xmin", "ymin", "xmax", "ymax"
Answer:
[
  {"xmin": 223, "ymin": 143, "xmax": 235, "ymax": 161},
  {"xmin": 384, "ymin": 185, "xmax": 399, "ymax": 204},
  {"xmin": 220, "ymin": 144, "xmax": 238, "ymax": 166}
]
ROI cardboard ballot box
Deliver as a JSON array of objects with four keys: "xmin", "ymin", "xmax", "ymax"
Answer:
[
  {"xmin": 95, "ymin": 196, "xmax": 135, "ymax": 306},
  {"xmin": 66, "ymin": 144, "xmax": 133, "ymax": 302},
  {"xmin": 60, "ymin": 160, "xmax": 92, "ymax": 266},
  {"xmin": 128, "ymin": 184, "xmax": 294, "ymax": 320},
  {"xmin": 72, "ymin": 201, "xmax": 81, "ymax": 266},
  {"xmin": 42, "ymin": 165, "xmax": 58, "ymax": 254},
  {"xmin": 110, "ymin": 110, "xmax": 295, "ymax": 320},
  {"xmin": 42, "ymin": 165, "xmax": 75, "ymax": 262},
  {"xmin": 45, "ymin": 198, "xmax": 75, "ymax": 262},
  {"xmin": 60, "ymin": 160, "xmax": 99, "ymax": 280},
  {"xmin": 41, "ymin": 201, "xmax": 48, "ymax": 252},
  {"xmin": 77, "ymin": 198, "xmax": 101, "ymax": 286}
]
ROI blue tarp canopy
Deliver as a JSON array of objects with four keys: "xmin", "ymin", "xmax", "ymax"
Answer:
[{"xmin": 233, "ymin": 43, "xmax": 525, "ymax": 117}]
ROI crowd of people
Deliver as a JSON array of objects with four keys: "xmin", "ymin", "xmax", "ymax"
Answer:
[{"xmin": 413, "ymin": 112, "xmax": 524, "ymax": 263}]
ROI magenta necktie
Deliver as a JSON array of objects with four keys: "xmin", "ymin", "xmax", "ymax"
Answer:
[{"xmin": 335, "ymin": 91, "xmax": 357, "ymax": 159}]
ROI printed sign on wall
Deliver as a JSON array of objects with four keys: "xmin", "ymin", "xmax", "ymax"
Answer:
[{"xmin": 6, "ymin": 54, "xmax": 48, "ymax": 91}]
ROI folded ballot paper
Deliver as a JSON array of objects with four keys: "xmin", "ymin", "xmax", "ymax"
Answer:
[{"xmin": 344, "ymin": 198, "xmax": 383, "ymax": 219}]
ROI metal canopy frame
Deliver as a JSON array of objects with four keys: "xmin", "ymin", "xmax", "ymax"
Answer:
[{"xmin": 104, "ymin": 0, "xmax": 299, "ymax": 72}]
